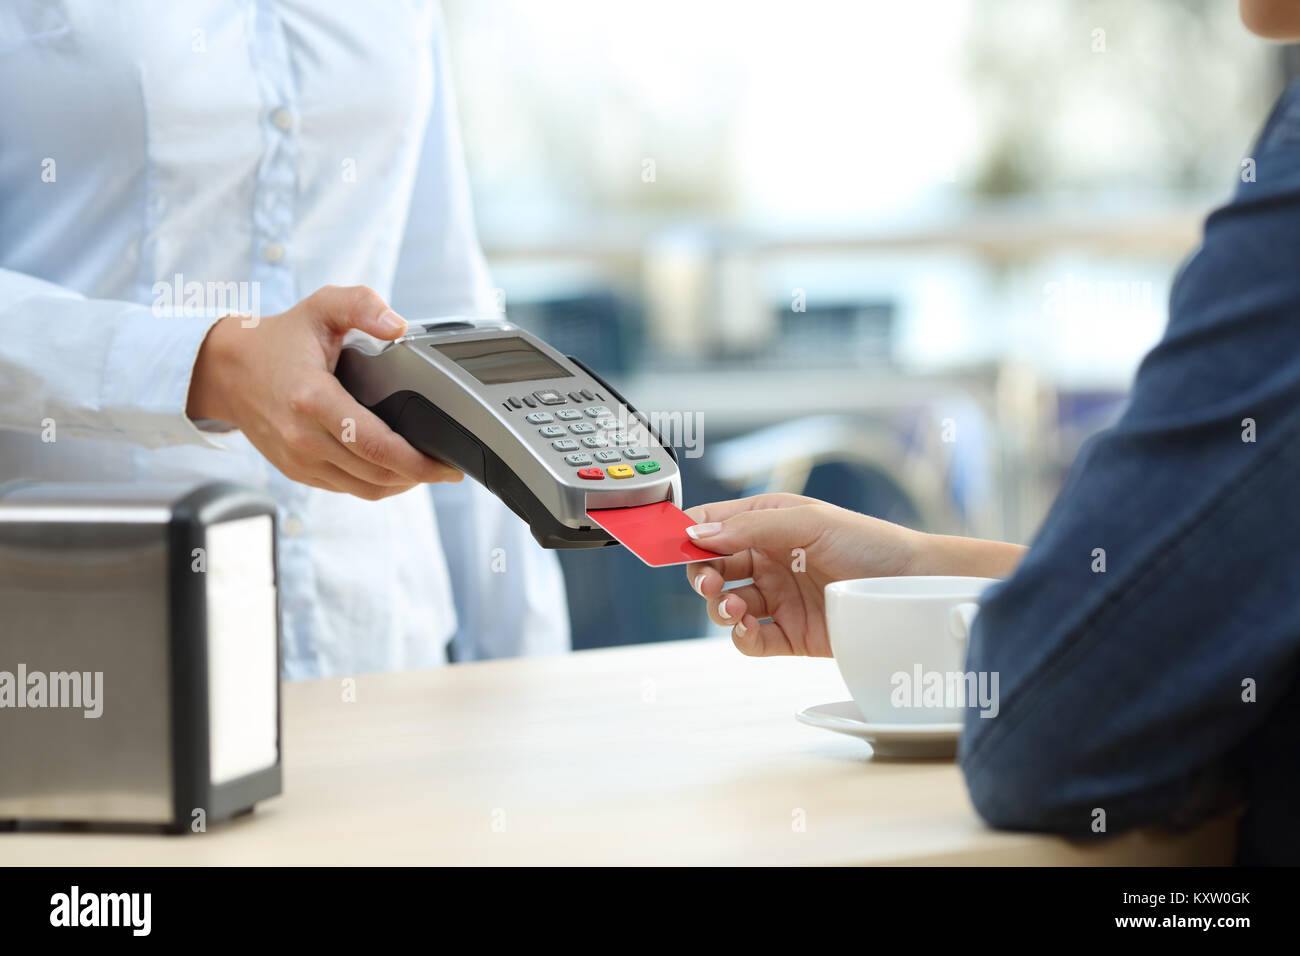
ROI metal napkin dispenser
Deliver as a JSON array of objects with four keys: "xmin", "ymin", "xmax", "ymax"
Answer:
[{"xmin": 0, "ymin": 482, "xmax": 281, "ymax": 833}]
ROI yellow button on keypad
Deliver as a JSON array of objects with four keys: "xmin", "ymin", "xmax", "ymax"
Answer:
[{"xmin": 607, "ymin": 464, "xmax": 635, "ymax": 479}]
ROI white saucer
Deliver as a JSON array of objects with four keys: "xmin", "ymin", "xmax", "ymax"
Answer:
[{"xmin": 795, "ymin": 700, "xmax": 962, "ymax": 759}]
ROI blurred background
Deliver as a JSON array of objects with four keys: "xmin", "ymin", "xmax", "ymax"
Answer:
[{"xmin": 441, "ymin": 0, "xmax": 1294, "ymax": 650}]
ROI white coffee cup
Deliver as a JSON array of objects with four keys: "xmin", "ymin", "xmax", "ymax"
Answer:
[{"xmin": 825, "ymin": 576, "xmax": 998, "ymax": 725}]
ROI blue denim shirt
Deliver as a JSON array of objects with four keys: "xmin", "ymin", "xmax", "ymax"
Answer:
[{"xmin": 960, "ymin": 82, "xmax": 1300, "ymax": 865}]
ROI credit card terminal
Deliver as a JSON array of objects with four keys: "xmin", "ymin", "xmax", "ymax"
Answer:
[{"xmin": 336, "ymin": 317, "xmax": 681, "ymax": 549}]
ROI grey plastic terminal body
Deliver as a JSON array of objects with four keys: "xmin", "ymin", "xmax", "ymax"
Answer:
[{"xmin": 335, "ymin": 317, "xmax": 682, "ymax": 548}]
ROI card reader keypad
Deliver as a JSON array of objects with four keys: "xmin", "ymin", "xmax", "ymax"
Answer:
[{"xmin": 513, "ymin": 394, "xmax": 664, "ymax": 480}]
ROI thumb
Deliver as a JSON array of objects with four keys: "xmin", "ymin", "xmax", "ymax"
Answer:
[
  {"xmin": 686, "ymin": 505, "xmax": 819, "ymax": 556},
  {"xmin": 309, "ymin": 284, "xmax": 408, "ymax": 340}
]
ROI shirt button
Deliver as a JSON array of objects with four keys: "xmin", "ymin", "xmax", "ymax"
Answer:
[
  {"xmin": 262, "ymin": 241, "xmax": 286, "ymax": 264},
  {"xmin": 271, "ymin": 108, "xmax": 294, "ymax": 131},
  {"xmin": 282, "ymin": 515, "xmax": 304, "ymax": 537}
]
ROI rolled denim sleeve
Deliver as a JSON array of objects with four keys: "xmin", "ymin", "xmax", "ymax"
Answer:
[{"xmin": 959, "ymin": 95, "xmax": 1300, "ymax": 850}]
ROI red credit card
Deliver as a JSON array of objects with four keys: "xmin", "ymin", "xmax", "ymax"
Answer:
[{"xmin": 586, "ymin": 501, "xmax": 719, "ymax": 567}]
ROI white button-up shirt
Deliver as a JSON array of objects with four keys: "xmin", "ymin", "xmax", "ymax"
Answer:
[{"xmin": 0, "ymin": 0, "xmax": 569, "ymax": 678}]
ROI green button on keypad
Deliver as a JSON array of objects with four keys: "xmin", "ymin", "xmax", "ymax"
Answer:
[{"xmin": 634, "ymin": 461, "xmax": 660, "ymax": 475}]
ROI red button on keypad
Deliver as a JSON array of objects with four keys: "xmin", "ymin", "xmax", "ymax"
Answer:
[{"xmin": 577, "ymin": 467, "xmax": 605, "ymax": 480}]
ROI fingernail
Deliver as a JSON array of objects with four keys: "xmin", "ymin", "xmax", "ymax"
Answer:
[
  {"xmin": 692, "ymin": 574, "xmax": 706, "ymax": 595},
  {"xmin": 718, "ymin": 597, "xmax": 734, "ymax": 621},
  {"xmin": 686, "ymin": 522, "xmax": 721, "ymax": 540},
  {"xmin": 734, "ymin": 619, "xmax": 747, "ymax": 637},
  {"xmin": 378, "ymin": 309, "xmax": 406, "ymax": 335}
]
